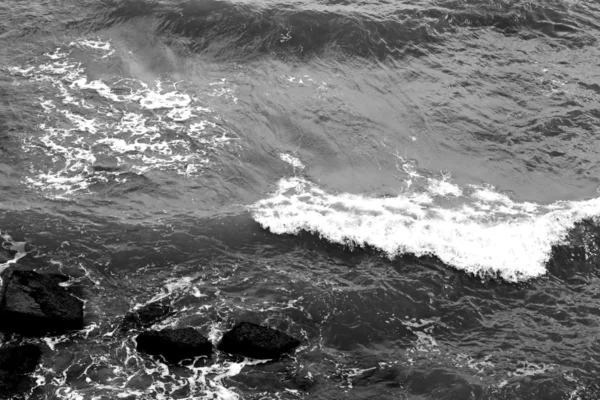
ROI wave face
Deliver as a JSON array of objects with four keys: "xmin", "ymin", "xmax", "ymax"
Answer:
[{"xmin": 251, "ymin": 176, "xmax": 600, "ymax": 282}]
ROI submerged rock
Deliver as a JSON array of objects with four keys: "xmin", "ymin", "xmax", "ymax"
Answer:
[
  {"xmin": 0, "ymin": 343, "xmax": 42, "ymax": 399},
  {"xmin": 0, "ymin": 269, "xmax": 84, "ymax": 336},
  {"xmin": 136, "ymin": 327, "xmax": 212, "ymax": 363},
  {"xmin": 218, "ymin": 322, "xmax": 301, "ymax": 360},
  {"xmin": 121, "ymin": 302, "xmax": 171, "ymax": 332}
]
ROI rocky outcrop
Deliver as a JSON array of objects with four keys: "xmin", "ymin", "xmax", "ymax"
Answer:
[
  {"xmin": 218, "ymin": 322, "xmax": 301, "ymax": 360},
  {"xmin": 136, "ymin": 327, "xmax": 212, "ymax": 363},
  {"xmin": 121, "ymin": 302, "xmax": 171, "ymax": 332},
  {"xmin": 0, "ymin": 269, "xmax": 84, "ymax": 336},
  {"xmin": 0, "ymin": 343, "xmax": 42, "ymax": 399}
]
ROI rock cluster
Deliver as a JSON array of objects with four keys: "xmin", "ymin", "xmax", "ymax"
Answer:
[
  {"xmin": 133, "ymin": 321, "xmax": 301, "ymax": 363},
  {"xmin": 0, "ymin": 265, "xmax": 84, "ymax": 398},
  {"xmin": 0, "ymin": 263, "xmax": 302, "ymax": 397}
]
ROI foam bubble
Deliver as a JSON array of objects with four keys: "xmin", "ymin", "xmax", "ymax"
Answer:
[{"xmin": 250, "ymin": 177, "xmax": 600, "ymax": 282}]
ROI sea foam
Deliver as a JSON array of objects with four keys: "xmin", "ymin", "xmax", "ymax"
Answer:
[
  {"xmin": 250, "ymin": 177, "xmax": 600, "ymax": 282},
  {"xmin": 8, "ymin": 39, "xmax": 239, "ymax": 197},
  {"xmin": 0, "ymin": 232, "xmax": 28, "ymax": 273}
]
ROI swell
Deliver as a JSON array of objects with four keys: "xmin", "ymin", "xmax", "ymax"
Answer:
[{"xmin": 75, "ymin": 0, "xmax": 600, "ymax": 61}]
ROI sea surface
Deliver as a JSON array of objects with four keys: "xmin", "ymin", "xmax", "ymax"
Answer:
[{"xmin": 1, "ymin": 0, "xmax": 600, "ymax": 398}]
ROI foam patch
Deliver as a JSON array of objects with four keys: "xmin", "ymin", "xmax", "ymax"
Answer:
[{"xmin": 8, "ymin": 39, "xmax": 239, "ymax": 197}]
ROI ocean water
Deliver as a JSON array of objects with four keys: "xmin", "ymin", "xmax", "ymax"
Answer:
[{"xmin": 1, "ymin": 0, "xmax": 600, "ymax": 398}]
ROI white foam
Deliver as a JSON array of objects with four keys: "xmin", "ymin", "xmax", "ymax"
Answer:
[
  {"xmin": 45, "ymin": 48, "xmax": 69, "ymax": 60},
  {"xmin": 392, "ymin": 153, "xmax": 421, "ymax": 189},
  {"xmin": 167, "ymin": 107, "xmax": 193, "ymax": 121},
  {"xmin": 139, "ymin": 91, "xmax": 192, "ymax": 110},
  {"xmin": 43, "ymin": 335, "xmax": 70, "ymax": 351},
  {"xmin": 401, "ymin": 318, "xmax": 440, "ymax": 359},
  {"xmin": 279, "ymin": 153, "xmax": 305, "ymax": 170},
  {"xmin": 427, "ymin": 176, "xmax": 462, "ymax": 197},
  {"xmin": 8, "ymin": 39, "xmax": 237, "ymax": 196},
  {"xmin": 0, "ymin": 232, "xmax": 28, "ymax": 273},
  {"xmin": 250, "ymin": 177, "xmax": 600, "ymax": 282},
  {"xmin": 471, "ymin": 186, "xmax": 513, "ymax": 204},
  {"xmin": 73, "ymin": 39, "xmax": 111, "ymax": 51},
  {"xmin": 509, "ymin": 361, "xmax": 554, "ymax": 377}
]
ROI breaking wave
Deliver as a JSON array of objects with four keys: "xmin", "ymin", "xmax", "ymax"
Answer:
[{"xmin": 250, "ymin": 175, "xmax": 600, "ymax": 282}]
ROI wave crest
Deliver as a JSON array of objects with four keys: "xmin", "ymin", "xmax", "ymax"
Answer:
[{"xmin": 250, "ymin": 177, "xmax": 600, "ymax": 282}]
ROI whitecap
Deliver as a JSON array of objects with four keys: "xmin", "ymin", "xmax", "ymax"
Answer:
[
  {"xmin": 250, "ymin": 177, "xmax": 600, "ymax": 282},
  {"xmin": 279, "ymin": 153, "xmax": 305, "ymax": 170},
  {"xmin": 427, "ymin": 177, "xmax": 462, "ymax": 197}
]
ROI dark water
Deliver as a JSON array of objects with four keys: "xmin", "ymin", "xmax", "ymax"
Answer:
[{"xmin": 1, "ymin": 0, "xmax": 600, "ymax": 398}]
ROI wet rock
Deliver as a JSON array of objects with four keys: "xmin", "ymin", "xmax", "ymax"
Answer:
[
  {"xmin": 0, "ymin": 269, "xmax": 84, "ymax": 336},
  {"xmin": 121, "ymin": 302, "xmax": 171, "ymax": 332},
  {"xmin": 0, "ymin": 247, "xmax": 16, "ymax": 264},
  {"xmin": 136, "ymin": 327, "xmax": 212, "ymax": 363},
  {"xmin": 0, "ymin": 343, "xmax": 41, "ymax": 373},
  {"xmin": 0, "ymin": 343, "xmax": 42, "ymax": 399},
  {"xmin": 218, "ymin": 322, "xmax": 301, "ymax": 360}
]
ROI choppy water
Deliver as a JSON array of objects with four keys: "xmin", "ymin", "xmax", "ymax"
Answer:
[{"xmin": 1, "ymin": 0, "xmax": 600, "ymax": 398}]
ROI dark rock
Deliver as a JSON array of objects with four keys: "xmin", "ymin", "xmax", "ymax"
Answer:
[
  {"xmin": 0, "ymin": 370, "xmax": 33, "ymax": 400},
  {"xmin": 0, "ymin": 269, "xmax": 84, "ymax": 336},
  {"xmin": 218, "ymin": 322, "xmax": 301, "ymax": 360},
  {"xmin": 2, "ymin": 255, "xmax": 42, "ymax": 273},
  {"xmin": 121, "ymin": 302, "xmax": 171, "ymax": 332},
  {"xmin": 0, "ymin": 343, "xmax": 41, "ymax": 373},
  {"xmin": 0, "ymin": 247, "xmax": 16, "ymax": 264},
  {"xmin": 136, "ymin": 327, "xmax": 212, "ymax": 363},
  {"xmin": 0, "ymin": 344, "xmax": 42, "ymax": 399}
]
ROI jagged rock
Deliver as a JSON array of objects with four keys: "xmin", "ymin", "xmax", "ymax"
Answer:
[
  {"xmin": 121, "ymin": 302, "xmax": 171, "ymax": 332},
  {"xmin": 218, "ymin": 322, "xmax": 301, "ymax": 360},
  {"xmin": 0, "ymin": 269, "xmax": 84, "ymax": 336},
  {"xmin": 136, "ymin": 327, "xmax": 212, "ymax": 363},
  {"xmin": 0, "ymin": 344, "xmax": 42, "ymax": 399}
]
